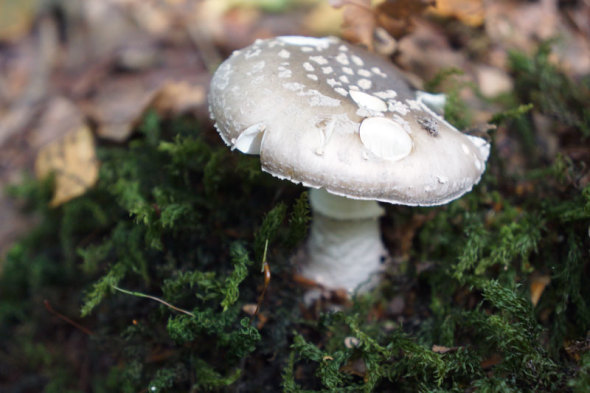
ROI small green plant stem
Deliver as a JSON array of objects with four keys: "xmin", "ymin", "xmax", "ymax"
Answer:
[
  {"xmin": 253, "ymin": 239, "xmax": 270, "ymax": 320},
  {"xmin": 112, "ymin": 285, "xmax": 195, "ymax": 317}
]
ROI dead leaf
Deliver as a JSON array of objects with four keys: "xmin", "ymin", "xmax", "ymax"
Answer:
[
  {"xmin": 480, "ymin": 353, "xmax": 503, "ymax": 369},
  {"xmin": 530, "ymin": 274, "xmax": 551, "ymax": 307},
  {"xmin": 430, "ymin": 0, "xmax": 485, "ymax": 27},
  {"xmin": 303, "ymin": 2, "xmax": 343, "ymax": 37},
  {"xmin": 82, "ymin": 77, "xmax": 160, "ymax": 142},
  {"xmin": 35, "ymin": 125, "xmax": 99, "ymax": 207},
  {"xmin": 432, "ymin": 344, "xmax": 459, "ymax": 354},
  {"xmin": 150, "ymin": 81, "xmax": 206, "ymax": 116},
  {"xmin": 340, "ymin": 357, "xmax": 367, "ymax": 378},
  {"xmin": 331, "ymin": 0, "xmax": 376, "ymax": 50},
  {"xmin": 564, "ymin": 337, "xmax": 590, "ymax": 362},
  {"xmin": 241, "ymin": 304, "xmax": 258, "ymax": 316},
  {"xmin": 33, "ymin": 98, "xmax": 99, "ymax": 207},
  {"xmin": 376, "ymin": 0, "xmax": 434, "ymax": 39}
]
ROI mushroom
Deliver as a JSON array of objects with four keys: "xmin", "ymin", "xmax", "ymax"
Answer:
[{"xmin": 208, "ymin": 36, "xmax": 490, "ymax": 294}]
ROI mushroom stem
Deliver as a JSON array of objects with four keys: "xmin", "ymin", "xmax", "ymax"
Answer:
[{"xmin": 300, "ymin": 188, "xmax": 387, "ymax": 293}]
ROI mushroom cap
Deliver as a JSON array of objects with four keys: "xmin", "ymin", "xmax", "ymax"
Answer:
[{"xmin": 209, "ymin": 36, "xmax": 490, "ymax": 206}]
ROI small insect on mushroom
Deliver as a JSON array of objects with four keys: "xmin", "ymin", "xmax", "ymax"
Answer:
[
  {"xmin": 209, "ymin": 36, "xmax": 490, "ymax": 294},
  {"xmin": 417, "ymin": 116, "xmax": 439, "ymax": 137}
]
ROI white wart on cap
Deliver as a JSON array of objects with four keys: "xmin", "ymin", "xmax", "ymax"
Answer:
[{"xmin": 209, "ymin": 36, "xmax": 490, "ymax": 206}]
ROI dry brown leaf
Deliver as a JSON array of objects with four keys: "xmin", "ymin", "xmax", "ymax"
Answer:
[
  {"xmin": 564, "ymin": 338, "xmax": 590, "ymax": 362},
  {"xmin": 35, "ymin": 125, "xmax": 99, "ymax": 207},
  {"xmin": 432, "ymin": 344, "xmax": 459, "ymax": 354},
  {"xmin": 340, "ymin": 357, "xmax": 367, "ymax": 378},
  {"xmin": 376, "ymin": 0, "xmax": 434, "ymax": 40},
  {"xmin": 83, "ymin": 78, "xmax": 160, "ymax": 142},
  {"xmin": 34, "ymin": 98, "xmax": 99, "ymax": 207},
  {"xmin": 241, "ymin": 304, "xmax": 258, "ymax": 316},
  {"xmin": 430, "ymin": 0, "xmax": 484, "ymax": 27},
  {"xmin": 530, "ymin": 274, "xmax": 551, "ymax": 307},
  {"xmin": 150, "ymin": 81, "xmax": 206, "ymax": 116},
  {"xmin": 480, "ymin": 353, "xmax": 503, "ymax": 369},
  {"xmin": 331, "ymin": 0, "xmax": 376, "ymax": 50}
]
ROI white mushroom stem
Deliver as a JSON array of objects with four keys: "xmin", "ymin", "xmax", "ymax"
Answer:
[{"xmin": 300, "ymin": 188, "xmax": 387, "ymax": 293}]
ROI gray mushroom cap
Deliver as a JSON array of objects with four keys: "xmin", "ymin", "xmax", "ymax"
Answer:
[{"xmin": 209, "ymin": 36, "xmax": 490, "ymax": 206}]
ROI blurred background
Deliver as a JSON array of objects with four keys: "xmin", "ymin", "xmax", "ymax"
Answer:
[{"xmin": 1, "ymin": 0, "xmax": 588, "ymax": 256}]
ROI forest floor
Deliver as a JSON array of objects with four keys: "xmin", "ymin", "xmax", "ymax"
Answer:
[{"xmin": 0, "ymin": 1, "xmax": 589, "ymax": 392}]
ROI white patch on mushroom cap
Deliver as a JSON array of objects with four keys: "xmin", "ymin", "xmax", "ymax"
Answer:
[
  {"xmin": 349, "ymin": 90, "xmax": 387, "ymax": 112},
  {"xmin": 334, "ymin": 87, "xmax": 348, "ymax": 96},
  {"xmin": 406, "ymin": 99, "xmax": 423, "ymax": 111},
  {"xmin": 336, "ymin": 53, "xmax": 349, "ymax": 65},
  {"xmin": 278, "ymin": 36, "xmax": 332, "ymax": 47},
  {"xmin": 278, "ymin": 68, "xmax": 292, "ymax": 78},
  {"xmin": 310, "ymin": 56, "xmax": 329, "ymax": 65},
  {"xmin": 283, "ymin": 82, "xmax": 305, "ymax": 91},
  {"xmin": 327, "ymin": 78, "xmax": 341, "ymax": 87},
  {"xmin": 358, "ymin": 69, "xmax": 372, "ymax": 77},
  {"xmin": 303, "ymin": 62, "xmax": 314, "ymax": 71},
  {"xmin": 342, "ymin": 67, "xmax": 354, "ymax": 75},
  {"xmin": 233, "ymin": 123, "xmax": 266, "ymax": 154},
  {"xmin": 247, "ymin": 61, "xmax": 266, "ymax": 75},
  {"xmin": 322, "ymin": 66, "xmax": 334, "ymax": 74},
  {"xmin": 299, "ymin": 89, "xmax": 342, "ymax": 107},
  {"xmin": 245, "ymin": 47, "xmax": 261, "ymax": 58},
  {"xmin": 351, "ymin": 55, "xmax": 364, "ymax": 66},
  {"xmin": 357, "ymin": 79, "xmax": 372, "ymax": 89},
  {"xmin": 371, "ymin": 66, "xmax": 387, "ymax": 78},
  {"xmin": 307, "ymin": 74, "xmax": 318, "ymax": 81},
  {"xmin": 278, "ymin": 49, "xmax": 290, "ymax": 59},
  {"xmin": 359, "ymin": 117, "xmax": 413, "ymax": 161},
  {"xmin": 388, "ymin": 100, "xmax": 409, "ymax": 115},
  {"xmin": 310, "ymin": 92, "xmax": 341, "ymax": 107}
]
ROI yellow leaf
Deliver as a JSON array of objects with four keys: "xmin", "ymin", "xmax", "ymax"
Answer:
[
  {"xmin": 150, "ymin": 81, "xmax": 206, "ymax": 115},
  {"xmin": 431, "ymin": 0, "xmax": 484, "ymax": 27},
  {"xmin": 35, "ymin": 126, "xmax": 99, "ymax": 207},
  {"xmin": 0, "ymin": 0, "xmax": 35, "ymax": 43},
  {"xmin": 303, "ymin": 2, "xmax": 343, "ymax": 37},
  {"xmin": 530, "ymin": 274, "xmax": 551, "ymax": 307}
]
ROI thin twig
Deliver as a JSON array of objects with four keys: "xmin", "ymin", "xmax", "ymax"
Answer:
[
  {"xmin": 251, "ymin": 239, "xmax": 270, "ymax": 324},
  {"xmin": 44, "ymin": 300, "xmax": 94, "ymax": 336},
  {"xmin": 112, "ymin": 285, "xmax": 195, "ymax": 317}
]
